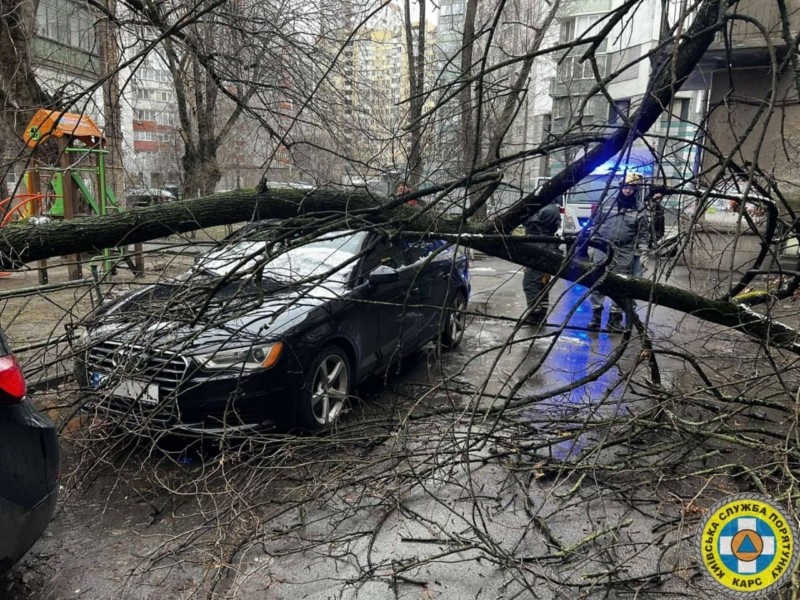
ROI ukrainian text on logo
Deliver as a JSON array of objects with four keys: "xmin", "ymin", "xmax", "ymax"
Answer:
[{"xmin": 697, "ymin": 494, "xmax": 798, "ymax": 596}]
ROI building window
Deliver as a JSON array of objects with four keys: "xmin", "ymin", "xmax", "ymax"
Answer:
[
  {"xmin": 133, "ymin": 130, "xmax": 175, "ymax": 142},
  {"xmin": 138, "ymin": 68, "xmax": 171, "ymax": 83},
  {"xmin": 561, "ymin": 14, "xmax": 605, "ymax": 46},
  {"xmin": 135, "ymin": 109, "xmax": 156, "ymax": 122},
  {"xmin": 609, "ymin": 99, "xmax": 631, "ymax": 124},
  {"xmin": 672, "ymin": 98, "xmax": 690, "ymax": 121},
  {"xmin": 561, "ymin": 14, "xmax": 601, "ymax": 42},
  {"xmin": 558, "ymin": 54, "xmax": 607, "ymax": 81},
  {"xmin": 135, "ymin": 89, "xmax": 174, "ymax": 103},
  {"xmin": 553, "ymin": 97, "xmax": 570, "ymax": 120}
]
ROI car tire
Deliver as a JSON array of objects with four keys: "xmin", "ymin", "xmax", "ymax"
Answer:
[
  {"xmin": 440, "ymin": 292, "xmax": 467, "ymax": 350},
  {"xmin": 298, "ymin": 345, "xmax": 352, "ymax": 429}
]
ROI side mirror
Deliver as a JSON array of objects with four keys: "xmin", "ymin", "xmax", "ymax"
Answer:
[{"xmin": 368, "ymin": 265, "xmax": 400, "ymax": 286}]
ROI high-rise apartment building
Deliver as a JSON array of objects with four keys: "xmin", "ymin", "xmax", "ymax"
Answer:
[
  {"xmin": 118, "ymin": 47, "xmax": 182, "ymax": 191},
  {"xmin": 344, "ymin": 4, "xmax": 410, "ymax": 174}
]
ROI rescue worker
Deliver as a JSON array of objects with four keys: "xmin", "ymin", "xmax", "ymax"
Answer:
[
  {"xmin": 588, "ymin": 172, "xmax": 651, "ymax": 332},
  {"xmin": 522, "ymin": 197, "xmax": 562, "ymax": 325}
]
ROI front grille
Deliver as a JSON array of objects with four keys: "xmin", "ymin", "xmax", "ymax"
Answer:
[
  {"xmin": 86, "ymin": 340, "xmax": 190, "ymax": 393},
  {"xmin": 83, "ymin": 339, "xmax": 273, "ymax": 433}
]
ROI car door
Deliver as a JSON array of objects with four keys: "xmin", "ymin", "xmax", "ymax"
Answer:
[
  {"xmin": 404, "ymin": 239, "xmax": 452, "ymax": 345},
  {"xmin": 353, "ymin": 235, "xmax": 423, "ymax": 368}
]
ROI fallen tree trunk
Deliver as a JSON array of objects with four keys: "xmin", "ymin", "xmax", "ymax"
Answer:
[
  {"xmin": 0, "ymin": 194, "xmax": 796, "ymax": 355},
  {"xmin": 0, "ymin": 185, "xmax": 493, "ymax": 267},
  {"xmin": 0, "ymin": 188, "xmax": 403, "ymax": 265}
]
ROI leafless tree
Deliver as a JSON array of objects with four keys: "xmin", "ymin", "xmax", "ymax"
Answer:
[{"xmin": 5, "ymin": 0, "xmax": 800, "ymax": 599}]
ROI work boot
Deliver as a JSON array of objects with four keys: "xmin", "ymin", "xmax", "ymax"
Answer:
[
  {"xmin": 588, "ymin": 308, "xmax": 602, "ymax": 331},
  {"xmin": 607, "ymin": 312, "xmax": 624, "ymax": 333},
  {"xmin": 525, "ymin": 310, "xmax": 547, "ymax": 326}
]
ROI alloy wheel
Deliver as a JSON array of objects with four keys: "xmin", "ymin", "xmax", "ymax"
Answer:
[
  {"xmin": 310, "ymin": 352, "xmax": 350, "ymax": 425},
  {"xmin": 441, "ymin": 293, "xmax": 467, "ymax": 349}
]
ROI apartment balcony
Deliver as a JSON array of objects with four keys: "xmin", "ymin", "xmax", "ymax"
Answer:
[
  {"xmin": 549, "ymin": 78, "xmax": 599, "ymax": 99},
  {"xmin": 31, "ymin": 36, "xmax": 101, "ymax": 79},
  {"xmin": 700, "ymin": 0, "xmax": 788, "ymax": 69}
]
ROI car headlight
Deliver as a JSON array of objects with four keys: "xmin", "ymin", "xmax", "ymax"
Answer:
[{"xmin": 198, "ymin": 342, "xmax": 284, "ymax": 371}]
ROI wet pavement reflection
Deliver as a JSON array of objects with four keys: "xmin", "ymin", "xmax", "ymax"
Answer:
[{"xmin": 431, "ymin": 257, "xmax": 655, "ymax": 463}]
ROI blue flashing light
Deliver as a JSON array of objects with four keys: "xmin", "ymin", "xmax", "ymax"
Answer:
[
  {"xmin": 590, "ymin": 160, "xmax": 655, "ymax": 177},
  {"xmin": 578, "ymin": 217, "xmax": 591, "ymax": 228}
]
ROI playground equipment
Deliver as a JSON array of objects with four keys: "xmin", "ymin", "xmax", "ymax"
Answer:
[{"xmin": 2, "ymin": 109, "xmax": 143, "ymax": 283}]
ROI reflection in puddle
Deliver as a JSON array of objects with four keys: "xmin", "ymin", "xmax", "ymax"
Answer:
[{"xmin": 511, "ymin": 283, "xmax": 635, "ymax": 463}]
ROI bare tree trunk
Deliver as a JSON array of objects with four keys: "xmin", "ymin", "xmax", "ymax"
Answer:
[
  {"xmin": 459, "ymin": 0, "xmax": 479, "ymax": 177},
  {"xmin": 99, "ymin": 0, "xmax": 125, "ymax": 204},
  {"xmin": 403, "ymin": 0, "xmax": 425, "ymax": 186},
  {"xmin": 183, "ymin": 144, "xmax": 221, "ymax": 197},
  {"xmin": 0, "ymin": 0, "xmax": 50, "ymax": 138},
  {"xmin": 165, "ymin": 44, "xmax": 223, "ymax": 198}
]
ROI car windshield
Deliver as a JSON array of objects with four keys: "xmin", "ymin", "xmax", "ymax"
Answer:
[{"xmin": 195, "ymin": 231, "xmax": 367, "ymax": 283}]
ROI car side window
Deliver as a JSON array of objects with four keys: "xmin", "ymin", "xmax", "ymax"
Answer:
[
  {"xmin": 373, "ymin": 239, "xmax": 409, "ymax": 269},
  {"xmin": 357, "ymin": 238, "xmax": 409, "ymax": 283},
  {"xmin": 405, "ymin": 239, "xmax": 448, "ymax": 264}
]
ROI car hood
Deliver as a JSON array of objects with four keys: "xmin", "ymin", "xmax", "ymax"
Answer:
[{"xmin": 89, "ymin": 277, "xmax": 346, "ymax": 353}]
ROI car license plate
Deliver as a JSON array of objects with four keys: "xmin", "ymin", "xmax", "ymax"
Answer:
[{"xmin": 112, "ymin": 379, "xmax": 160, "ymax": 405}]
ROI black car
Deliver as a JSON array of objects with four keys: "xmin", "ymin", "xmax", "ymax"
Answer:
[
  {"xmin": 76, "ymin": 229, "xmax": 470, "ymax": 434},
  {"xmin": 0, "ymin": 330, "xmax": 60, "ymax": 571}
]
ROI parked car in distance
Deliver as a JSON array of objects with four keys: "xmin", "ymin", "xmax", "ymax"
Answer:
[
  {"xmin": 76, "ymin": 228, "xmax": 471, "ymax": 434},
  {"xmin": 0, "ymin": 329, "xmax": 60, "ymax": 572},
  {"xmin": 124, "ymin": 187, "xmax": 176, "ymax": 208}
]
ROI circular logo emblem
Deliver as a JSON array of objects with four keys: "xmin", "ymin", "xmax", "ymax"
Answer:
[{"xmin": 697, "ymin": 493, "xmax": 799, "ymax": 596}]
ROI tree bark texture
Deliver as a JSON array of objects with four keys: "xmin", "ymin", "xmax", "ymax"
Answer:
[
  {"xmin": 0, "ymin": 189, "xmax": 396, "ymax": 265},
  {"xmin": 403, "ymin": 0, "xmax": 425, "ymax": 185},
  {"xmin": 459, "ymin": 0, "xmax": 479, "ymax": 177}
]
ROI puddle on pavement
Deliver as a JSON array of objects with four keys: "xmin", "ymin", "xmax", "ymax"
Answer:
[{"xmin": 439, "ymin": 300, "xmax": 663, "ymax": 465}]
